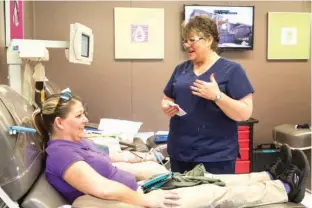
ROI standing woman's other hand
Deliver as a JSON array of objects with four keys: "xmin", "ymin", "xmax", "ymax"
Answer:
[{"xmin": 190, "ymin": 73, "xmax": 221, "ymax": 100}]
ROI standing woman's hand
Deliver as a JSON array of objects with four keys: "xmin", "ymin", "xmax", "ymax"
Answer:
[
  {"xmin": 190, "ymin": 74, "xmax": 221, "ymax": 101},
  {"xmin": 161, "ymin": 100, "xmax": 179, "ymax": 117}
]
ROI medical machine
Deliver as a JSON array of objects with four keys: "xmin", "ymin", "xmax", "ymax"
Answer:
[
  {"xmin": 273, "ymin": 124, "xmax": 311, "ymax": 150},
  {"xmin": 6, "ymin": 23, "xmax": 94, "ymax": 100}
]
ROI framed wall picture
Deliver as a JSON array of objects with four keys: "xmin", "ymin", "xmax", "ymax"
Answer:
[
  {"xmin": 114, "ymin": 7, "xmax": 164, "ymax": 59},
  {"xmin": 267, "ymin": 12, "xmax": 310, "ymax": 60},
  {"xmin": 4, "ymin": 0, "xmax": 24, "ymax": 47}
]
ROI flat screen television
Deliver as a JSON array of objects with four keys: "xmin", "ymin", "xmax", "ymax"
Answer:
[{"xmin": 184, "ymin": 5, "xmax": 255, "ymax": 50}]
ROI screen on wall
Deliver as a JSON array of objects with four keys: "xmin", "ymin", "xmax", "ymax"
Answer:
[
  {"xmin": 81, "ymin": 34, "xmax": 90, "ymax": 57},
  {"xmin": 184, "ymin": 5, "xmax": 255, "ymax": 50}
]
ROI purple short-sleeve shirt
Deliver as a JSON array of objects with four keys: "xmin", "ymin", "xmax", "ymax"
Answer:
[{"xmin": 45, "ymin": 139, "xmax": 138, "ymax": 203}]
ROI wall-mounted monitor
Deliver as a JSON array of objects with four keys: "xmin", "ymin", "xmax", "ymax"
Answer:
[
  {"xmin": 67, "ymin": 23, "xmax": 94, "ymax": 65},
  {"xmin": 81, "ymin": 34, "xmax": 90, "ymax": 58},
  {"xmin": 184, "ymin": 5, "xmax": 255, "ymax": 50}
]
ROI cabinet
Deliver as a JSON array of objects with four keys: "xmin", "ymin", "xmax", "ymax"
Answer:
[{"xmin": 235, "ymin": 118, "xmax": 259, "ymax": 174}]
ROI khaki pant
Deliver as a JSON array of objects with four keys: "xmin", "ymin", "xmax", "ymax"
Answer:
[{"xmin": 73, "ymin": 171, "xmax": 288, "ymax": 208}]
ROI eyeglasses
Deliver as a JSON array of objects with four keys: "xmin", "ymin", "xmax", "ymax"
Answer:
[{"xmin": 182, "ymin": 37, "xmax": 204, "ymax": 46}]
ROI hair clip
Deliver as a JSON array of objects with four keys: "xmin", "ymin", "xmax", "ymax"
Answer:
[
  {"xmin": 8, "ymin": 126, "xmax": 37, "ymax": 135},
  {"xmin": 60, "ymin": 88, "xmax": 73, "ymax": 101}
]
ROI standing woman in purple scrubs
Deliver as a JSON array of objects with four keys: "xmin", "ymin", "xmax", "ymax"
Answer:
[{"xmin": 161, "ymin": 15, "xmax": 255, "ymax": 174}]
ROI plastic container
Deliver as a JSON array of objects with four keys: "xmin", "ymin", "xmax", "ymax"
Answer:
[
  {"xmin": 238, "ymin": 130, "xmax": 250, "ymax": 140},
  {"xmin": 238, "ymin": 139, "xmax": 249, "ymax": 148},
  {"xmin": 235, "ymin": 161, "xmax": 250, "ymax": 174},
  {"xmin": 238, "ymin": 126, "xmax": 250, "ymax": 131}
]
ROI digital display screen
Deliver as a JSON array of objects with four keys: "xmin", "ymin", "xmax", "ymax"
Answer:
[
  {"xmin": 81, "ymin": 34, "xmax": 89, "ymax": 57},
  {"xmin": 184, "ymin": 5, "xmax": 254, "ymax": 50}
]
